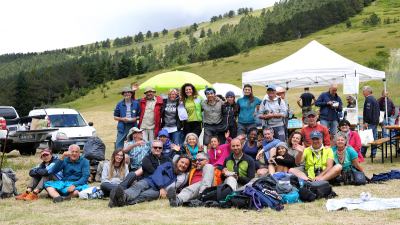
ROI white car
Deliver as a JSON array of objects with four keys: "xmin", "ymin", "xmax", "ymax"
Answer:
[{"xmin": 28, "ymin": 108, "xmax": 96, "ymax": 152}]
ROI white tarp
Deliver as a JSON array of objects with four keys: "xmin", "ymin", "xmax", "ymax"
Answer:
[{"xmin": 242, "ymin": 40, "xmax": 385, "ymax": 89}]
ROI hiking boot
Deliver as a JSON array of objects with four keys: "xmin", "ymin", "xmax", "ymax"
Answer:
[
  {"xmin": 15, "ymin": 192, "xmax": 29, "ymax": 200},
  {"xmin": 62, "ymin": 195, "xmax": 72, "ymax": 201},
  {"xmin": 53, "ymin": 196, "xmax": 63, "ymax": 203},
  {"xmin": 24, "ymin": 192, "xmax": 39, "ymax": 201},
  {"xmin": 109, "ymin": 185, "xmax": 125, "ymax": 208},
  {"xmin": 167, "ymin": 188, "xmax": 181, "ymax": 207}
]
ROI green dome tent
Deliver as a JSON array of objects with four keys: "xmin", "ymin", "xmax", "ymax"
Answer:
[{"xmin": 139, "ymin": 71, "xmax": 211, "ymax": 92}]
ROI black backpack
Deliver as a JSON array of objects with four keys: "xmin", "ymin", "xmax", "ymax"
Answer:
[
  {"xmin": 304, "ymin": 180, "xmax": 336, "ymax": 199},
  {"xmin": 199, "ymin": 184, "xmax": 233, "ymax": 202}
]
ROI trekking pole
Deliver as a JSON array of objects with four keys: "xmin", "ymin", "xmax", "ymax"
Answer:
[{"xmin": 0, "ymin": 129, "xmax": 9, "ymax": 170}]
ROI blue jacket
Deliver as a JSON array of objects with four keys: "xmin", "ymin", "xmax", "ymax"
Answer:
[
  {"xmin": 29, "ymin": 156, "xmax": 63, "ymax": 180},
  {"xmin": 49, "ymin": 156, "xmax": 90, "ymax": 186},
  {"xmin": 262, "ymin": 138, "xmax": 281, "ymax": 160},
  {"xmin": 114, "ymin": 99, "xmax": 141, "ymax": 132},
  {"xmin": 315, "ymin": 91, "xmax": 342, "ymax": 121},
  {"xmin": 363, "ymin": 95, "xmax": 380, "ymax": 125},
  {"xmin": 145, "ymin": 162, "xmax": 176, "ymax": 190}
]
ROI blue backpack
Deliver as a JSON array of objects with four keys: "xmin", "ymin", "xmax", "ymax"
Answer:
[
  {"xmin": 243, "ymin": 186, "xmax": 284, "ymax": 211},
  {"xmin": 280, "ymin": 190, "xmax": 300, "ymax": 204}
]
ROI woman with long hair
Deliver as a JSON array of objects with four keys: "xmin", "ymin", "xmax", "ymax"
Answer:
[
  {"xmin": 236, "ymin": 84, "xmax": 261, "ymax": 135},
  {"xmin": 100, "ymin": 149, "xmax": 129, "ymax": 197},
  {"xmin": 172, "ymin": 133, "xmax": 203, "ymax": 162},
  {"xmin": 180, "ymin": 83, "xmax": 203, "ymax": 137}
]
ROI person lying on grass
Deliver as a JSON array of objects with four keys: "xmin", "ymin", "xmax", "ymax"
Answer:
[
  {"xmin": 167, "ymin": 152, "xmax": 214, "ymax": 207},
  {"xmin": 15, "ymin": 148, "xmax": 63, "ymax": 201},
  {"xmin": 289, "ymin": 131, "xmax": 342, "ymax": 182},
  {"xmin": 108, "ymin": 154, "xmax": 191, "ymax": 207},
  {"xmin": 44, "ymin": 144, "xmax": 90, "ymax": 203}
]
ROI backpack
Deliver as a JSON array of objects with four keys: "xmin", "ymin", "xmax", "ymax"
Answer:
[
  {"xmin": 304, "ymin": 180, "xmax": 335, "ymax": 199},
  {"xmin": 199, "ymin": 184, "xmax": 233, "ymax": 202},
  {"xmin": 243, "ymin": 185, "xmax": 284, "ymax": 211},
  {"xmin": 0, "ymin": 168, "xmax": 18, "ymax": 198},
  {"xmin": 83, "ymin": 137, "xmax": 106, "ymax": 161},
  {"xmin": 223, "ymin": 191, "xmax": 253, "ymax": 209},
  {"xmin": 280, "ymin": 190, "xmax": 300, "ymax": 204},
  {"xmin": 252, "ymin": 175, "xmax": 277, "ymax": 191}
]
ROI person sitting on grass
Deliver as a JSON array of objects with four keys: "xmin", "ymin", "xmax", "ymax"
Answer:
[
  {"xmin": 267, "ymin": 142, "xmax": 296, "ymax": 175},
  {"xmin": 223, "ymin": 138, "xmax": 255, "ymax": 191},
  {"xmin": 15, "ymin": 148, "xmax": 63, "ymax": 201},
  {"xmin": 332, "ymin": 133, "xmax": 364, "ymax": 182},
  {"xmin": 171, "ymin": 133, "xmax": 204, "ymax": 162},
  {"xmin": 157, "ymin": 129, "xmax": 173, "ymax": 159},
  {"xmin": 289, "ymin": 131, "xmax": 341, "ymax": 182},
  {"xmin": 100, "ymin": 149, "xmax": 129, "ymax": 197},
  {"xmin": 108, "ymin": 155, "xmax": 191, "ymax": 207},
  {"xmin": 167, "ymin": 152, "xmax": 214, "ymax": 206},
  {"xmin": 123, "ymin": 127, "xmax": 151, "ymax": 172},
  {"xmin": 44, "ymin": 144, "xmax": 90, "ymax": 203}
]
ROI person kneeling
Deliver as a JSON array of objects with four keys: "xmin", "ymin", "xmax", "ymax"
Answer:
[
  {"xmin": 44, "ymin": 144, "xmax": 90, "ymax": 203},
  {"xmin": 108, "ymin": 155, "xmax": 191, "ymax": 207},
  {"xmin": 168, "ymin": 152, "xmax": 214, "ymax": 206},
  {"xmin": 289, "ymin": 131, "xmax": 341, "ymax": 182}
]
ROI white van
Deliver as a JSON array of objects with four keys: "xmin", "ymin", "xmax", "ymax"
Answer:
[{"xmin": 28, "ymin": 108, "xmax": 96, "ymax": 152}]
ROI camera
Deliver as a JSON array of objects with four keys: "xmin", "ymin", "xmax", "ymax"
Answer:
[{"xmin": 314, "ymin": 167, "xmax": 322, "ymax": 176}]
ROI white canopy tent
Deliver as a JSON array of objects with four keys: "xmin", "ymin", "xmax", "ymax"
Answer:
[
  {"xmin": 242, "ymin": 40, "xmax": 387, "ymax": 123},
  {"xmin": 242, "ymin": 40, "xmax": 385, "ymax": 89}
]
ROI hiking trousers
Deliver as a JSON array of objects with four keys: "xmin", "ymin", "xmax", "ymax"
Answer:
[{"xmin": 177, "ymin": 164, "xmax": 214, "ymax": 203}]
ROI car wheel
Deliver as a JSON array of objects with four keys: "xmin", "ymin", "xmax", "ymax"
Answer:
[{"xmin": 18, "ymin": 143, "xmax": 39, "ymax": 156}]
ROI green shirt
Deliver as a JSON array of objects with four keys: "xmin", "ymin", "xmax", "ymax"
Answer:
[
  {"xmin": 303, "ymin": 146, "xmax": 334, "ymax": 179},
  {"xmin": 185, "ymin": 97, "xmax": 202, "ymax": 122}
]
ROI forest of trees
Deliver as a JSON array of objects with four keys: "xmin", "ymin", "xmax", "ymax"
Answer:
[{"xmin": 0, "ymin": 0, "xmax": 378, "ymax": 115}]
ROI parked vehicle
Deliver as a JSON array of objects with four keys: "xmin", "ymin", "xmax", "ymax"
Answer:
[
  {"xmin": 28, "ymin": 108, "xmax": 96, "ymax": 153},
  {"xmin": 0, "ymin": 106, "xmax": 57, "ymax": 155}
]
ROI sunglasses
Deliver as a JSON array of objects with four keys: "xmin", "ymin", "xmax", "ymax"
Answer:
[
  {"xmin": 205, "ymin": 91, "xmax": 215, "ymax": 95},
  {"xmin": 152, "ymin": 146, "xmax": 163, "ymax": 149},
  {"xmin": 41, "ymin": 153, "xmax": 50, "ymax": 157}
]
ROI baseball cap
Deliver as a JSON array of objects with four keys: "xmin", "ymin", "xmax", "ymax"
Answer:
[
  {"xmin": 266, "ymin": 84, "xmax": 277, "ymax": 91},
  {"xmin": 305, "ymin": 110, "xmax": 317, "ymax": 117},
  {"xmin": 310, "ymin": 131, "xmax": 323, "ymax": 139}
]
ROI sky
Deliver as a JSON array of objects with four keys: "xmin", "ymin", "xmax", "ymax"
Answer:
[{"xmin": 0, "ymin": 0, "xmax": 279, "ymax": 55}]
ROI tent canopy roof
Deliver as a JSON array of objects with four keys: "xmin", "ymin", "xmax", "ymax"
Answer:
[
  {"xmin": 242, "ymin": 40, "xmax": 385, "ymax": 89},
  {"xmin": 140, "ymin": 71, "xmax": 211, "ymax": 91}
]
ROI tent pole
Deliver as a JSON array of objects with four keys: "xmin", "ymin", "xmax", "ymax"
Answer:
[{"xmin": 384, "ymin": 79, "xmax": 388, "ymax": 125}]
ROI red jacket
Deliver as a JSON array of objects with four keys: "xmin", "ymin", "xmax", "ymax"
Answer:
[
  {"xmin": 139, "ymin": 96, "xmax": 164, "ymax": 137},
  {"xmin": 301, "ymin": 124, "xmax": 331, "ymax": 147},
  {"xmin": 348, "ymin": 130, "xmax": 364, "ymax": 163}
]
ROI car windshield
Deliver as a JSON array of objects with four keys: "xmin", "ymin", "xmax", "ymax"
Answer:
[
  {"xmin": 0, "ymin": 108, "xmax": 18, "ymax": 119},
  {"xmin": 48, "ymin": 114, "xmax": 87, "ymax": 127}
]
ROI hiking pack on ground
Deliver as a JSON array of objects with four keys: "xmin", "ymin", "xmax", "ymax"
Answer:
[{"xmin": 0, "ymin": 168, "xmax": 18, "ymax": 198}]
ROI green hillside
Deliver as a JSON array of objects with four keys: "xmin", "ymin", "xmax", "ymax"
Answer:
[{"xmin": 62, "ymin": 0, "xmax": 400, "ymax": 114}]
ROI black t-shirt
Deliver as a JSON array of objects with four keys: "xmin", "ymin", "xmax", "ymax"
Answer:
[{"xmin": 300, "ymin": 92, "xmax": 315, "ymax": 107}]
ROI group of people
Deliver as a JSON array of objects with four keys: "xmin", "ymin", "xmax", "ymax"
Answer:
[{"xmin": 15, "ymin": 82, "xmax": 395, "ymax": 209}]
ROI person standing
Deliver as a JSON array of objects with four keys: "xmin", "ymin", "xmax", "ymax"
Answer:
[
  {"xmin": 276, "ymin": 86, "xmax": 290, "ymax": 139},
  {"xmin": 297, "ymin": 87, "xmax": 315, "ymax": 122},
  {"xmin": 378, "ymin": 90, "xmax": 396, "ymax": 138},
  {"xmin": 315, "ymin": 83, "xmax": 343, "ymax": 136},
  {"xmin": 259, "ymin": 84, "xmax": 287, "ymax": 141},
  {"xmin": 223, "ymin": 91, "xmax": 239, "ymax": 139},
  {"xmin": 201, "ymin": 87, "xmax": 225, "ymax": 146},
  {"xmin": 361, "ymin": 86, "xmax": 380, "ymax": 158},
  {"xmin": 114, "ymin": 87, "xmax": 141, "ymax": 149},
  {"xmin": 139, "ymin": 87, "xmax": 164, "ymax": 142},
  {"xmin": 161, "ymin": 88, "xmax": 183, "ymax": 145},
  {"xmin": 237, "ymin": 84, "xmax": 262, "ymax": 135},
  {"xmin": 180, "ymin": 83, "xmax": 203, "ymax": 137}
]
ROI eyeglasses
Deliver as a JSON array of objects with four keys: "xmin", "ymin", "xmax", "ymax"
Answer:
[
  {"xmin": 307, "ymin": 115, "xmax": 316, "ymax": 118},
  {"xmin": 196, "ymin": 158, "xmax": 206, "ymax": 162},
  {"xmin": 41, "ymin": 154, "xmax": 50, "ymax": 157},
  {"xmin": 152, "ymin": 146, "xmax": 163, "ymax": 149}
]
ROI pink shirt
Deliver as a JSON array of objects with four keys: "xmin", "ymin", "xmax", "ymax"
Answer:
[{"xmin": 208, "ymin": 143, "xmax": 231, "ymax": 167}]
